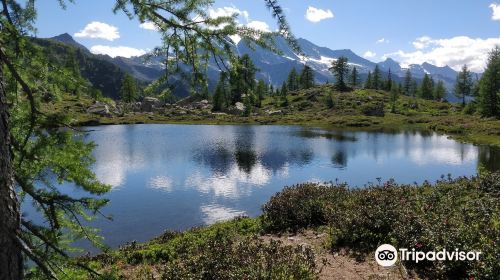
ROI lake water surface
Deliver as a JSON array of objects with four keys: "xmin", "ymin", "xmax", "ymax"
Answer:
[{"xmin": 30, "ymin": 124, "xmax": 500, "ymax": 249}]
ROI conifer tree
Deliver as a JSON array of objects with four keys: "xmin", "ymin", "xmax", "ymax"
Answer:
[
  {"xmin": 275, "ymin": 86, "xmax": 281, "ymax": 99},
  {"xmin": 410, "ymin": 79, "xmax": 419, "ymax": 108},
  {"xmin": 244, "ymin": 90, "xmax": 253, "ymax": 116},
  {"xmin": 287, "ymin": 68, "xmax": 300, "ymax": 91},
  {"xmin": 1, "ymin": 3, "xmax": 110, "ymax": 277},
  {"xmin": 385, "ymin": 69, "xmax": 393, "ymax": 91},
  {"xmin": 329, "ymin": 56, "xmax": 350, "ymax": 91},
  {"xmin": 454, "ymin": 64, "xmax": 473, "ymax": 106},
  {"xmin": 478, "ymin": 47, "xmax": 500, "ymax": 117},
  {"xmin": 434, "ymin": 80, "xmax": 447, "ymax": 101},
  {"xmin": 349, "ymin": 66, "xmax": 360, "ymax": 88},
  {"xmin": 403, "ymin": 69, "xmax": 412, "ymax": 96},
  {"xmin": 281, "ymin": 81, "xmax": 289, "ymax": 106},
  {"xmin": 120, "ymin": 74, "xmax": 138, "ymax": 103},
  {"xmin": 410, "ymin": 79, "xmax": 418, "ymax": 98},
  {"xmin": 229, "ymin": 54, "xmax": 257, "ymax": 104},
  {"xmin": 390, "ymin": 82, "xmax": 399, "ymax": 113},
  {"xmin": 255, "ymin": 80, "xmax": 267, "ymax": 107},
  {"xmin": 365, "ymin": 71, "xmax": 373, "ymax": 89},
  {"xmin": 213, "ymin": 73, "xmax": 229, "ymax": 111},
  {"xmin": 299, "ymin": 65, "xmax": 315, "ymax": 89},
  {"xmin": 420, "ymin": 74, "xmax": 434, "ymax": 99},
  {"xmin": 472, "ymin": 73, "xmax": 481, "ymax": 97},
  {"xmin": 372, "ymin": 65, "xmax": 382, "ymax": 90},
  {"xmin": 0, "ymin": 0, "xmax": 296, "ymax": 278}
]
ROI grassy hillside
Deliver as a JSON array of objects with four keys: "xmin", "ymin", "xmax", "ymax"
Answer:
[{"xmin": 46, "ymin": 84, "xmax": 500, "ymax": 146}]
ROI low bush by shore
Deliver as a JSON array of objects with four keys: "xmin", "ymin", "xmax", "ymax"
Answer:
[{"xmin": 262, "ymin": 172, "xmax": 500, "ymax": 279}]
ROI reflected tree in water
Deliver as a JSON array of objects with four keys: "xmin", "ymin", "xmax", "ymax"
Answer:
[
  {"xmin": 234, "ymin": 127, "xmax": 258, "ymax": 174},
  {"xmin": 235, "ymin": 149, "xmax": 258, "ymax": 174},
  {"xmin": 193, "ymin": 143, "xmax": 234, "ymax": 175},
  {"xmin": 478, "ymin": 146, "xmax": 500, "ymax": 172},
  {"xmin": 331, "ymin": 150, "xmax": 348, "ymax": 169}
]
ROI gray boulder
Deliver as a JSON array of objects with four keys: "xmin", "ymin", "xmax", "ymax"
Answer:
[
  {"xmin": 266, "ymin": 110, "xmax": 283, "ymax": 116},
  {"xmin": 194, "ymin": 99, "xmax": 211, "ymax": 110},
  {"xmin": 142, "ymin": 97, "xmax": 162, "ymax": 112},
  {"xmin": 87, "ymin": 102, "xmax": 110, "ymax": 116},
  {"xmin": 235, "ymin": 102, "xmax": 245, "ymax": 112},
  {"xmin": 225, "ymin": 102, "xmax": 246, "ymax": 116}
]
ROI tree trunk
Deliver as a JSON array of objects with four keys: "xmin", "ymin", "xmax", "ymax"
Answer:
[{"xmin": 0, "ymin": 62, "xmax": 23, "ymax": 279}]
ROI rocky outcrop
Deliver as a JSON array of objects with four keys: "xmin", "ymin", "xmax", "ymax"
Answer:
[
  {"xmin": 193, "ymin": 99, "xmax": 211, "ymax": 110},
  {"xmin": 266, "ymin": 110, "xmax": 283, "ymax": 116},
  {"xmin": 141, "ymin": 97, "xmax": 162, "ymax": 112},
  {"xmin": 87, "ymin": 102, "xmax": 110, "ymax": 116},
  {"xmin": 224, "ymin": 102, "xmax": 246, "ymax": 115},
  {"xmin": 175, "ymin": 95, "xmax": 203, "ymax": 107},
  {"xmin": 235, "ymin": 102, "xmax": 245, "ymax": 112}
]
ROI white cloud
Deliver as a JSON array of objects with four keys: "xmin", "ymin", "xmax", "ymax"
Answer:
[
  {"xmin": 208, "ymin": 6, "xmax": 249, "ymax": 21},
  {"xmin": 363, "ymin": 51, "xmax": 377, "ymax": 58},
  {"xmin": 149, "ymin": 176, "xmax": 173, "ymax": 192},
  {"xmin": 246, "ymin": 20, "xmax": 271, "ymax": 32},
  {"xmin": 229, "ymin": 34, "xmax": 242, "ymax": 44},
  {"xmin": 206, "ymin": 6, "xmax": 272, "ymax": 41},
  {"xmin": 305, "ymin": 6, "xmax": 334, "ymax": 23},
  {"xmin": 139, "ymin": 21, "xmax": 158, "ymax": 31},
  {"xmin": 205, "ymin": 6, "xmax": 271, "ymax": 41},
  {"xmin": 74, "ymin": 21, "xmax": 120, "ymax": 41},
  {"xmin": 90, "ymin": 45, "xmax": 146, "ymax": 58},
  {"xmin": 376, "ymin": 38, "xmax": 389, "ymax": 44},
  {"xmin": 200, "ymin": 204, "xmax": 246, "ymax": 225},
  {"xmin": 412, "ymin": 36, "xmax": 433, "ymax": 49},
  {"xmin": 384, "ymin": 36, "xmax": 500, "ymax": 72},
  {"xmin": 208, "ymin": 6, "xmax": 269, "ymax": 31},
  {"xmin": 490, "ymin": 3, "xmax": 500, "ymax": 20}
]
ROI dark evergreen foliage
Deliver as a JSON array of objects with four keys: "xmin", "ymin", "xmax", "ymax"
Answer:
[
  {"xmin": 454, "ymin": 64, "xmax": 473, "ymax": 105},
  {"xmin": 329, "ymin": 56, "xmax": 350, "ymax": 91},
  {"xmin": 478, "ymin": 47, "xmax": 500, "ymax": 118},
  {"xmin": 299, "ymin": 65, "xmax": 315, "ymax": 89}
]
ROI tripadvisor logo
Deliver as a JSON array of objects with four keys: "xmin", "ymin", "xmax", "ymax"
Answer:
[
  {"xmin": 375, "ymin": 244, "xmax": 482, "ymax": 267},
  {"xmin": 375, "ymin": 244, "xmax": 398, "ymax": 267}
]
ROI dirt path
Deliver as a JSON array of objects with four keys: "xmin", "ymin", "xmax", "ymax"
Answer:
[{"xmin": 260, "ymin": 230, "xmax": 415, "ymax": 280}]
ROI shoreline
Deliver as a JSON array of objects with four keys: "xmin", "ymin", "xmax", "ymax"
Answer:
[
  {"xmin": 64, "ymin": 173, "xmax": 499, "ymax": 280},
  {"xmin": 74, "ymin": 114, "xmax": 500, "ymax": 147},
  {"xmin": 47, "ymin": 86, "xmax": 500, "ymax": 147}
]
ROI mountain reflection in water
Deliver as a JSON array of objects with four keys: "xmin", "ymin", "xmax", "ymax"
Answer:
[{"xmin": 27, "ymin": 124, "xmax": 498, "ymax": 249}]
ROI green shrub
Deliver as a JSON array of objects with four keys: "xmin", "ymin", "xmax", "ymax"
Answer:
[
  {"xmin": 161, "ymin": 235, "xmax": 317, "ymax": 280},
  {"xmin": 360, "ymin": 102, "xmax": 385, "ymax": 117},
  {"xmin": 292, "ymin": 96, "xmax": 305, "ymax": 102},
  {"xmin": 262, "ymin": 183, "xmax": 349, "ymax": 232},
  {"xmin": 86, "ymin": 217, "xmax": 317, "ymax": 279},
  {"xmin": 119, "ymin": 217, "xmax": 262, "ymax": 264},
  {"xmin": 463, "ymin": 102, "xmax": 477, "ymax": 115},
  {"xmin": 297, "ymin": 100, "xmax": 313, "ymax": 111},
  {"xmin": 324, "ymin": 94, "xmax": 335, "ymax": 109},
  {"xmin": 261, "ymin": 173, "xmax": 500, "ymax": 279}
]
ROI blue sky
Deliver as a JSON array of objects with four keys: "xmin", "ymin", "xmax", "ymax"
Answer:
[{"xmin": 35, "ymin": 0, "xmax": 500, "ymax": 72}]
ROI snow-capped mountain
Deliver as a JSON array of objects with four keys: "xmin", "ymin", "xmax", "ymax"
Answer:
[
  {"xmin": 233, "ymin": 36, "xmax": 464, "ymax": 92},
  {"xmin": 49, "ymin": 33, "xmax": 470, "ymax": 101},
  {"xmin": 378, "ymin": 58, "xmax": 402, "ymax": 74}
]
